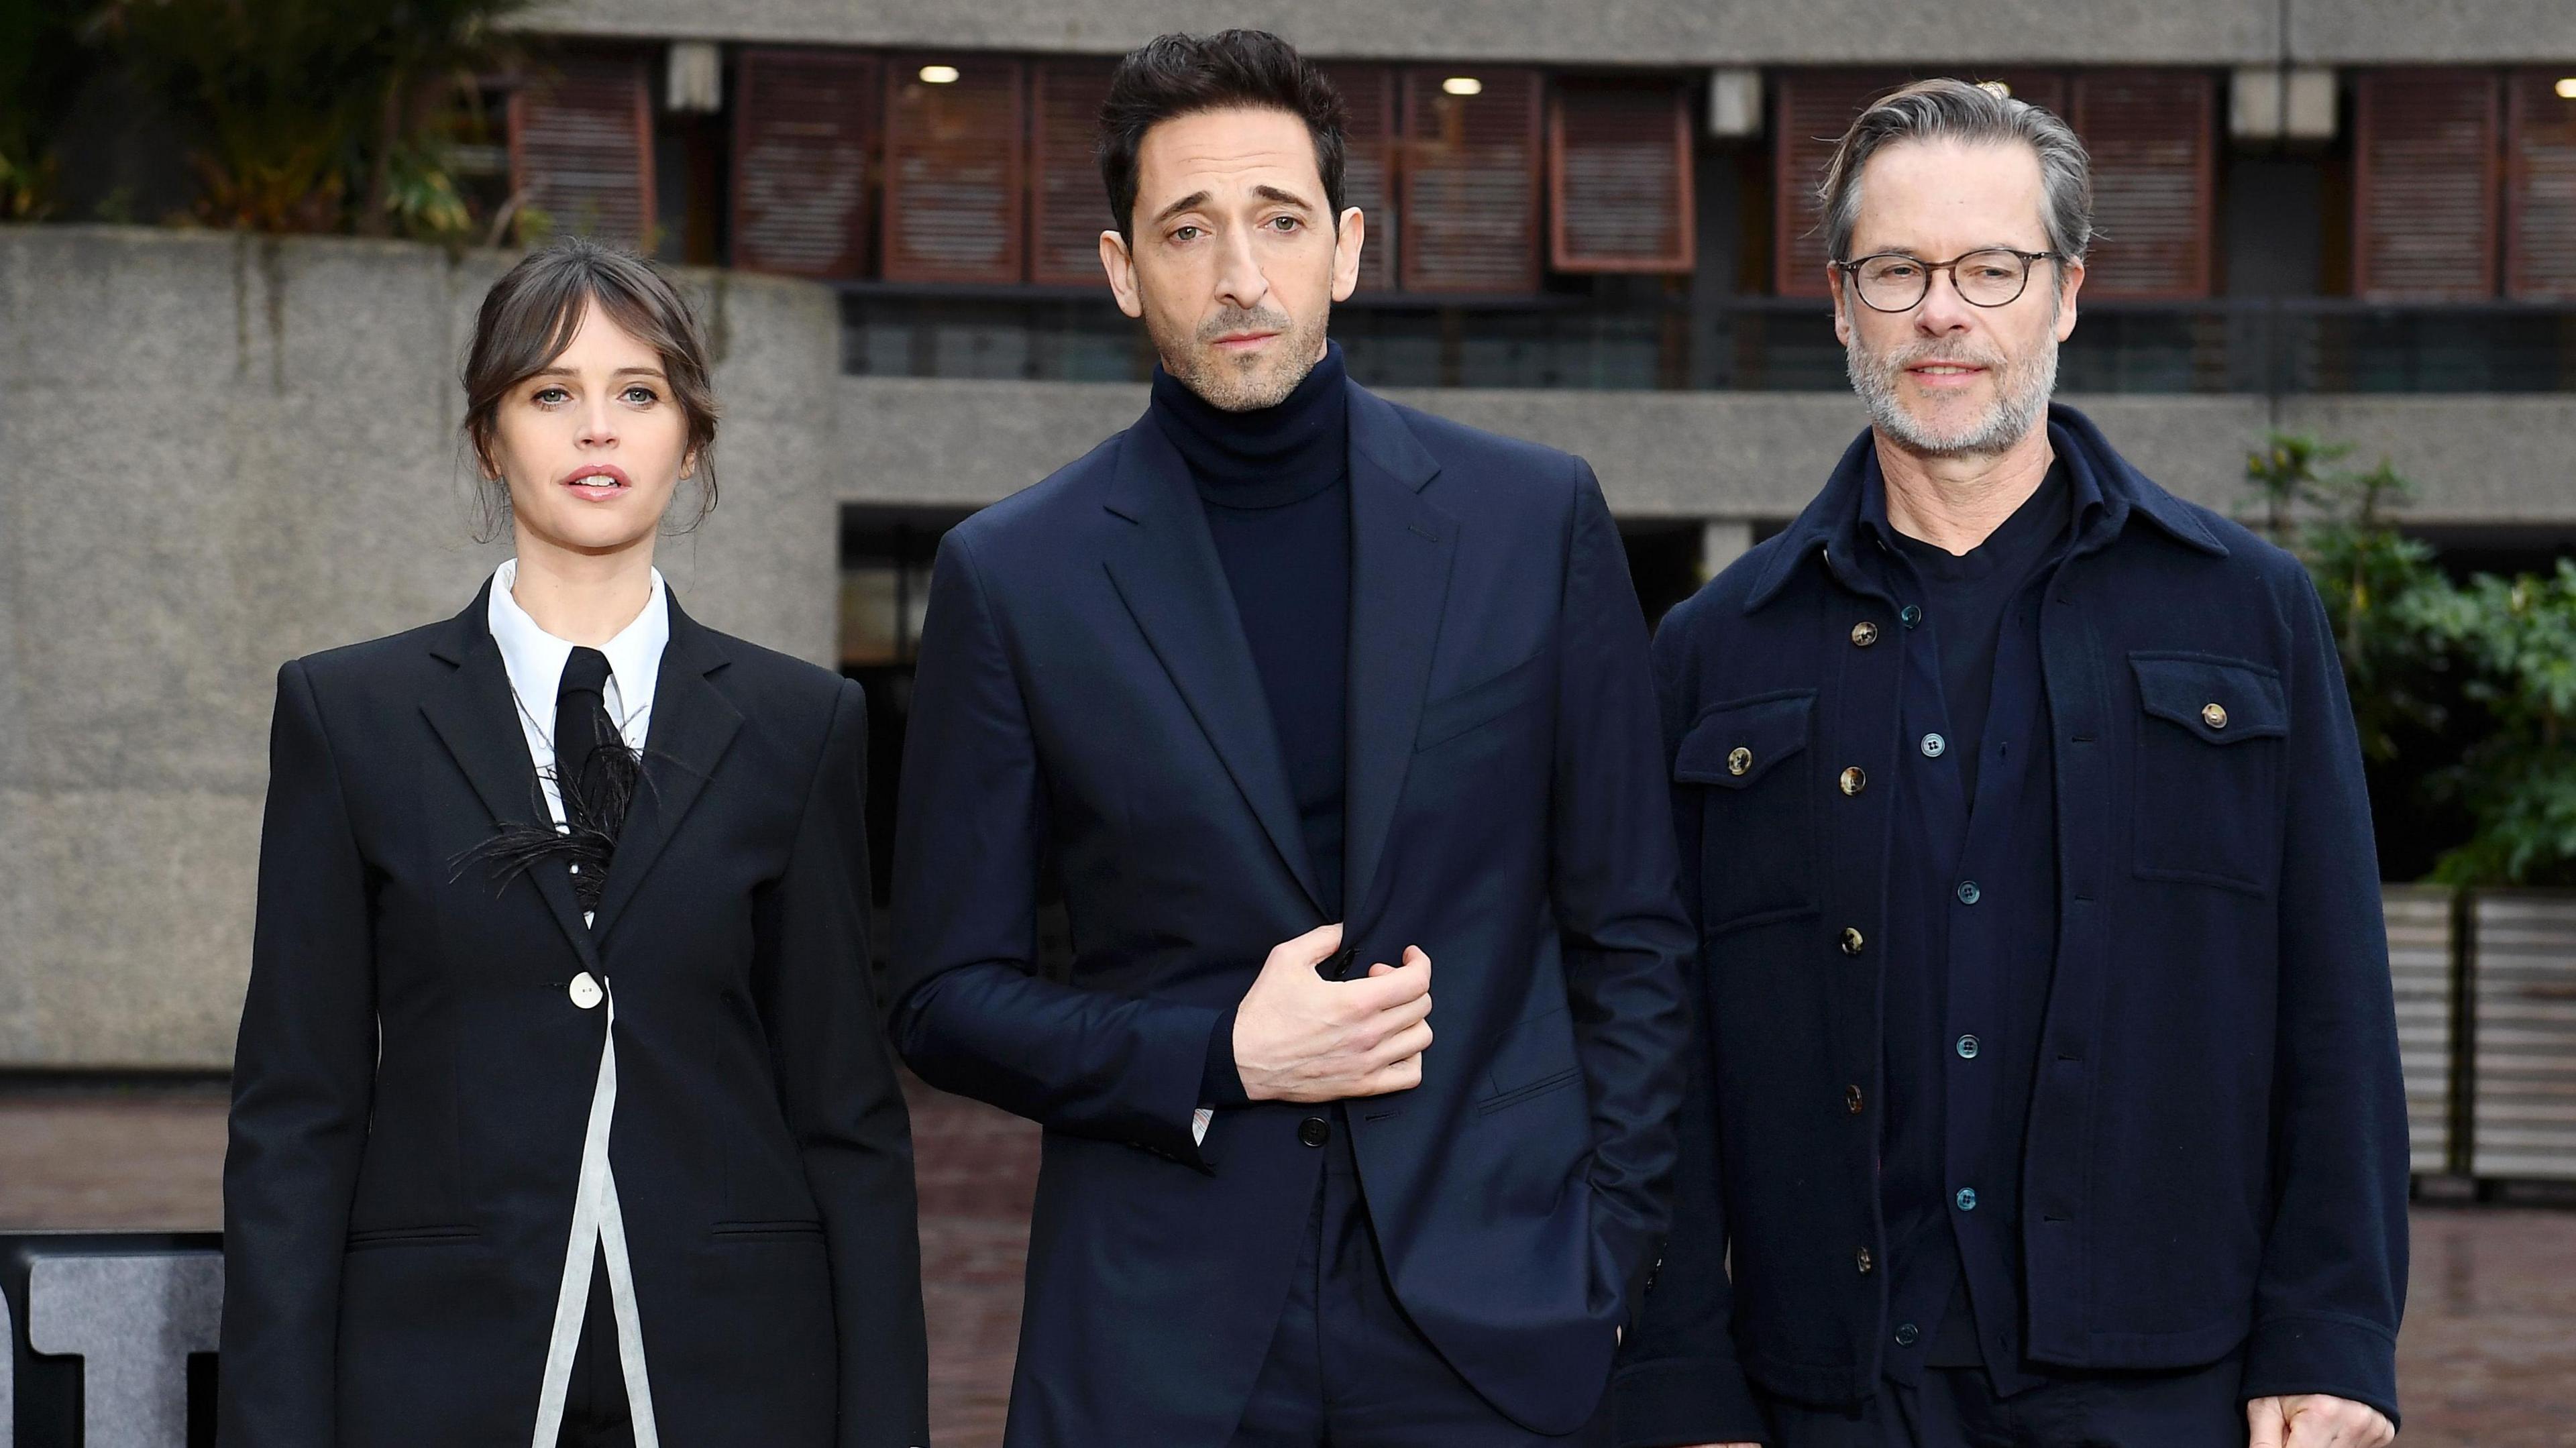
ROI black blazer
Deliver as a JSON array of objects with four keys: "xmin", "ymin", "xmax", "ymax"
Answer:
[
  {"xmin": 890, "ymin": 380, "xmax": 1695, "ymax": 1444},
  {"xmin": 219, "ymin": 586, "xmax": 928, "ymax": 1448}
]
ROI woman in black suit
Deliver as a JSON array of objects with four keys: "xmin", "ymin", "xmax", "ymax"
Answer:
[{"xmin": 218, "ymin": 238, "xmax": 928, "ymax": 1448}]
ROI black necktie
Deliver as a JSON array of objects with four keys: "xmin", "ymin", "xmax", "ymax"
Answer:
[{"xmin": 552, "ymin": 649, "xmax": 633, "ymax": 917}]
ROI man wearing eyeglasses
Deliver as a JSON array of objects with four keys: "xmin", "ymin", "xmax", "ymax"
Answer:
[{"xmin": 1615, "ymin": 78, "xmax": 2406, "ymax": 1448}]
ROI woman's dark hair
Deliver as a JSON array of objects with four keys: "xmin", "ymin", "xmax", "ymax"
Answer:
[
  {"xmin": 460, "ymin": 237, "xmax": 721, "ymax": 539},
  {"xmin": 1097, "ymin": 30, "xmax": 1348, "ymax": 240}
]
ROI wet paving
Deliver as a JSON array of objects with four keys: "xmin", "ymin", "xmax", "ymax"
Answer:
[{"xmin": 3, "ymin": 1080, "xmax": 2569, "ymax": 1445}]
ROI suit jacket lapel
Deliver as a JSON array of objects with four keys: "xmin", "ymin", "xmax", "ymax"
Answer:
[
  {"xmin": 1102, "ymin": 416, "xmax": 1328, "ymax": 916},
  {"xmin": 589, "ymin": 594, "xmax": 743, "ymax": 944},
  {"xmin": 1342, "ymin": 386, "xmax": 1454, "ymax": 926},
  {"xmin": 421, "ymin": 586, "xmax": 602, "ymax": 973}
]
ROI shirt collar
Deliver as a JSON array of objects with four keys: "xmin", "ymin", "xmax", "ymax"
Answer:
[{"xmin": 486, "ymin": 558, "xmax": 671, "ymax": 726}]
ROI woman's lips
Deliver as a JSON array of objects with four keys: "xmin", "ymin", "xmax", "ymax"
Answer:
[{"xmin": 561, "ymin": 466, "xmax": 631, "ymax": 501}]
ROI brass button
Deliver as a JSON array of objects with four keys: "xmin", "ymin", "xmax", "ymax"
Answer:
[
  {"xmin": 1839, "ymin": 927, "xmax": 1866, "ymax": 956},
  {"xmin": 1727, "ymin": 746, "xmax": 1752, "ymax": 776},
  {"xmin": 2202, "ymin": 702, "xmax": 2229, "ymax": 730},
  {"xmin": 1839, "ymin": 767, "xmax": 1866, "ymax": 796},
  {"xmin": 1856, "ymin": 1246, "xmax": 1875, "ymax": 1274},
  {"xmin": 1845, "ymin": 1084, "xmax": 1865, "ymax": 1114},
  {"xmin": 1851, "ymin": 621, "xmax": 1880, "ymax": 647}
]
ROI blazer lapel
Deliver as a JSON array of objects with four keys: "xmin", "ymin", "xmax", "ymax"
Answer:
[
  {"xmin": 1101, "ymin": 416, "xmax": 1328, "ymax": 916},
  {"xmin": 421, "ymin": 586, "xmax": 602, "ymax": 973},
  {"xmin": 1342, "ymin": 386, "xmax": 1455, "ymax": 926},
  {"xmin": 588, "ymin": 594, "xmax": 743, "ymax": 944}
]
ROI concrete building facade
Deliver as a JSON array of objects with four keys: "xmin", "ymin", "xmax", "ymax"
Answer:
[{"xmin": 5, "ymin": 0, "xmax": 2573, "ymax": 1067}]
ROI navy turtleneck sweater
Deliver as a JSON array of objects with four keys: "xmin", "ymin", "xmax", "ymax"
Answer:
[{"xmin": 1150, "ymin": 342, "xmax": 1352, "ymax": 1109}]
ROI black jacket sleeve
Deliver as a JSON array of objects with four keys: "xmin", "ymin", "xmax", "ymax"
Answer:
[
  {"xmin": 753, "ymin": 678, "xmax": 932, "ymax": 1448},
  {"xmin": 1612, "ymin": 612, "xmax": 1770, "ymax": 1447},
  {"xmin": 219, "ymin": 659, "xmax": 380, "ymax": 1446},
  {"xmin": 1551, "ymin": 466, "xmax": 1699, "ymax": 1339},
  {"xmin": 2238, "ymin": 577, "xmax": 2409, "ymax": 1423},
  {"xmin": 888, "ymin": 531, "xmax": 1224, "ymax": 1164}
]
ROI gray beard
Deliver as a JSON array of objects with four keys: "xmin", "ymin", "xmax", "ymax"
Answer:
[
  {"xmin": 1155, "ymin": 304, "xmax": 1331, "ymax": 412},
  {"xmin": 1847, "ymin": 332, "xmax": 2058, "ymax": 459}
]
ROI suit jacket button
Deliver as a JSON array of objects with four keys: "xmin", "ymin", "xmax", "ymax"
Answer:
[
  {"xmin": 1840, "ymin": 927, "xmax": 1866, "ymax": 956},
  {"xmin": 1856, "ymin": 1246, "xmax": 1875, "ymax": 1274},
  {"xmin": 1851, "ymin": 621, "xmax": 1880, "ymax": 647},
  {"xmin": 1727, "ymin": 746, "xmax": 1752, "ymax": 776},
  {"xmin": 568, "ymin": 972, "xmax": 603, "ymax": 1010},
  {"xmin": 1298, "ymin": 1116, "xmax": 1332, "ymax": 1148},
  {"xmin": 2202, "ymin": 702, "xmax": 2229, "ymax": 730},
  {"xmin": 1845, "ymin": 1084, "xmax": 1865, "ymax": 1114},
  {"xmin": 1839, "ymin": 767, "xmax": 1867, "ymax": 796}
]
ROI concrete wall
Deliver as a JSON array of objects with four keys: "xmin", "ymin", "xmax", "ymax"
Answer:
[
  {"xmin": 3, "ymin": 223, "xmax": 2572, "ymax": 1067},
  {"xmin": 0, "ymin": 225, "xmax": 841, "ymax": 1068},
  {"xmin": 836, "ymin": 379, "xmax": 2576, "ymax": 528},
  {"xmin": 528, "ymin": 0, "xmax": 2576, "ymax": 65}
]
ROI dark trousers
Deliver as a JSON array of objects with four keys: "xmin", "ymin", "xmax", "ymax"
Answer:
[
  {"xmin": 557, "ymin": 1253, "xmax": 637, "ymax": 1448},
  {"xmin": 1224, "ymin": 1107, "xmax": 1613, "ymax": 1448},
  {"xmin": 1757, "ymin": 1353, "xmax": 2247, "ymax": 1448}
]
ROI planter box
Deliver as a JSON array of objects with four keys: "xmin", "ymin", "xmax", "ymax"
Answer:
[
  {"xmin": 2383, "ymin": 883, "xmax": 2461, "ymax": 1176},
  {"xmin": 2468, "ymin": 890, "xmax": 2576, "ymax": 1182}
]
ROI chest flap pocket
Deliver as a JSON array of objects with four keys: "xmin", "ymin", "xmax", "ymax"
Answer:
[
  {"xmin": 2129, "ymin": 653, "xmax": 2290, "ymax": 895},
  {"xmin": 1674, "ymin": 690, "xmax": 1818, "ymax": 934}
]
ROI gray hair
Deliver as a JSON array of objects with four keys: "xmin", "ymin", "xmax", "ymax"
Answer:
[{"xmin": 1817, "ymin": 77, "xmax": 2094, "ymax": 265}]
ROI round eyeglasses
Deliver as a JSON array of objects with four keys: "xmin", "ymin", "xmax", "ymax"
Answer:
[{"xmin": 1833, "ymin": 248, "xmax": 2061, "ymax": 311}]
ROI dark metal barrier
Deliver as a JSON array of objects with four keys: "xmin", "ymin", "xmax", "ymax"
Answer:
[{"xmin": 2, "ymin": 1233, "xmax": 221, "ymax": 1446}]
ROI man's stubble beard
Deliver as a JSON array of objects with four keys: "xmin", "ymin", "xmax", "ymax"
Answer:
[
  {"xmin": 1846, "ymin": 313, "xmax": 2059, "ymax": 460},
  {"xmin": 1150, "ymin": 297, "xmax": 1333, "ymax": 413}
]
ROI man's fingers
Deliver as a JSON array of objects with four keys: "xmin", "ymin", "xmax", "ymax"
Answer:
[
  {"xmin": 1371, "ymin": 1021, "xmax": 1434, "ymax": 1066},
  {"xmin": 1354, "ymin": 1055, "xmax": 1425, "ymax": 1095},
  {"xmin": 2247, "ymin": 1398, "xmax": 2290, "ymax": 1448},
  {"xmin": 1403, "ymin": 944, "xmax": 1431, "ymax": 971},
  {"xmin": 1346, "ymin": 958, "xmax": 1432, "ymax": 1010}
]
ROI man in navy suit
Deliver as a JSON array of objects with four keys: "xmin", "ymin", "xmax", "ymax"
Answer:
[{"xmin": 889, "ymin": 29, "xmax": 1694, "ymax": 1448}]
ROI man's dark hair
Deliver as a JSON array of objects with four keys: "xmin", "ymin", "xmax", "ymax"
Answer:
[{"xmin": 1097, "ymin": 30, "xmax": 1348, "ymax": 241}]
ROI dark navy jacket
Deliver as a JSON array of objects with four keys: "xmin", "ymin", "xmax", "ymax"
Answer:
[
  {"xmin": 890, "ymin": 379, "xmax": 1695, "ymax": 1445},
  {"xmin": 1615, "ymin": 406, "xmax": 2408, "ymax": 1445}
]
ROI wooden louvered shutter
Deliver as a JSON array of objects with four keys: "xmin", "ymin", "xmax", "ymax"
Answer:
[
  {"xmin": 1550, "ymin": 78, "xmax": 1696, "ymax": 273},
  {"xmin": 1324, "ymin": 64, "xmax": 1398, "ymax": 292},
  {"xmin": 881, "ymin": 59, "xmax": 1026, "ymax": 283},
  {"xmin": 510, "ymin": 54, "xmax": 654, "ymax": 246},
  {"xmin": 2071, "ymin": 70, "xmax": 2215, "ymax": 298},
  {"xmin": 2506, "ymin": 70, "xmax": 2576, "ymax": 301},
  {"xmin": 1030, "ymin": 60, "xmax": 1115, "ymax": 286},
  {"xmin": 731, "ymin": 49, "xmax": 877, "ymax": 279},
  {"xmin": 2355, "ymin": 70, "xmax": 2501, "ymax": 300},
  {"xmin": 1400, "ymin": 68, "xmax": 1544, "ymax": 293},
  {"xmin": 1773, "ymin": 71, "xmax": 1904, "ymax": 297}
]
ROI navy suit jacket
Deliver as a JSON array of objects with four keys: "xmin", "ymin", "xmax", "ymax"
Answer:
[{"xmin": 889, "ymin": 379, "xmax": 1695, "ymax": 1445}]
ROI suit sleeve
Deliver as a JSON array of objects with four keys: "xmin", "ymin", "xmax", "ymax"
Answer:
[
  {"xmin": 754, "ymin": 678, "xmax": 931, "ymax": 1448},
  {"xmin": 219, "ymin": 659, "xmax": 378, "ymax": 1446},
  {"xmin": 1549, "ymin": 464, "xmax": 1697, "ymax": 1339},
  {"xmin": 2239, "ymin": 577, "xmax": 2408, "ymax": 1424},
  {"xmin": 1613, "ymin": 606, "xmax": 1769, "ymax": 1447},
  {"xmin": 888, "ymin": 530, "xmax": 1222, "ymax": 1164}
]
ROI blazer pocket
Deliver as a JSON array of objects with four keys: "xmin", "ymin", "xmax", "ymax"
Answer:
[
  {"xmin": 709, "ymin": 1219, "xmax": 827, "ymax": 1243},
  {"xmin": 1415, "ymin": 647, "xmax": 1552, "ymax": 753},
  {"xmin": 2129, "ymin": 653, "xmax": 2290, "ymax": 895},
  {"xmin": 345, "ymin": 1225, "xmax": 482, "ymax": 1251},
  {"xmin": 1479, "ymin": 1007, "xmax": 1584, "ymax": 1113},
  {"xmin": 1674, "ymin": 690, "xmax": 1819, "ymax": 935}
]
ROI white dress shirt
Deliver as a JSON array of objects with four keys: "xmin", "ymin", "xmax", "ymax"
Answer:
[{"xmin": 486, "ymin": 557, "xmax": 670, "ymax": 1447}]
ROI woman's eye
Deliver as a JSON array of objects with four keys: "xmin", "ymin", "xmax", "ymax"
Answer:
[
  {"xmin": 622, "ymin": 386, "xmax": 658, "ymax": 404},
  {"xmin": 533, "ymin": 386, "xmax": 570, "ymax": 404}
]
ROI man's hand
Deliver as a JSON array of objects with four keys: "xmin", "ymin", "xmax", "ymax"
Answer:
[
  {"xmin": 2249, "ymin": 1394, "xmax": 2396, "ymax": 1448},
  {"xmin": 1232, "ymin": 924, "xmax": 1433, "ymax": 1103}
]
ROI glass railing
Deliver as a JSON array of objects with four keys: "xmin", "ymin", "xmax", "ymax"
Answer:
[{"xmin": 837, "ymin": 286, "xmax": 2576, "ymax": 394}]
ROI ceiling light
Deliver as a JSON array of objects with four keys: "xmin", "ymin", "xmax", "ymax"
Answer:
[
  {"xmin": 2556, "ymin": 76, "xmax": 2576, "ymax": 100},
  {"xmin": 1978, "ymin": 80, "xmax": 2012, "ymax": 99},
  {"xmin": 1442, "ymin": 76, "xmax": 1483, "ymax": 97},
  {"xmin": 919, "ymin": 64, "xmax": 961, "ymax": 85}
]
